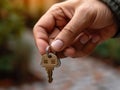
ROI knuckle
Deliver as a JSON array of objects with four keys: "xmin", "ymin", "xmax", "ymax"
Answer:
[
  {"xmin": 48, "ymin": 3, "xmax": 66, "ymax": 18},
  {"xmin": 49, "ymin": 3, "xmax": 61, "ymax": 11},
  {"xmin": 77, "ymin": 4, "xmax": 95, "ymax": 17},
  {"xmin": 49, "ymin": 3, "xmax": 65, "ymax": 15},
  {"xmin": 76, "ymin": 4, "xmax": 96, "ymax": 24},
  {"xmin": 52, "ymin": 3, "xmax": 60, "ymax": 8},
  {"xmin": 80, "ymin": 5, "xmax": 90, "ymax": 12},
  {"xmin": 63, "ymin": 27, "xmax": 76, "ymax": 36}
]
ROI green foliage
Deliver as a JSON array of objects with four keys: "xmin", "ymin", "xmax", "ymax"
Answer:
[
  {"xmin": 0, "ymin": 55, "xmax": 15, "ymax": 71},
  {"xmin": 0, "ymin": 0, "xmax": 25, "ymax": 45},
  {"xmin": 0, "ymin": 0, "xmax": 31, "ymax": 72},
  {"xmin": 93, "ymin": 38, "xmax": 120, "ymax": 61}
]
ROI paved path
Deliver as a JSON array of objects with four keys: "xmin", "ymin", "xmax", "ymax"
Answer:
[
  {"xmin": 1, "ymin": 31, "xmax": 120, "ymax": 90},
  {"xmin": 30, "ymin": 57, "xmax": 120, "ymax": 90}
]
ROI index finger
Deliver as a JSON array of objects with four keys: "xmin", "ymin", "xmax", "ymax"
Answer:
[{"xmin": 33, "ymin": 12, "xmax": 55, "ymax": 54}]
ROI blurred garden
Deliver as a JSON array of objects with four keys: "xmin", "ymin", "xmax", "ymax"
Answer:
[
  {"xmin": 0, "ymin": 0, "xmax": 59, "ymax": 87},
  {"xmin": 1, "ymin": 0, "xmax": 120, "ymax": 89}
]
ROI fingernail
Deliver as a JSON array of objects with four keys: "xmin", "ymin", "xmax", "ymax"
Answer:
[
  {"xmin": 80, "ymin": 35, "xmax": 89, "ymax": 44},
  {"xmin": 51, "ymin": 39, "xmax": 64, "ymax": 51},
  {"xmin": 92, "ymin": 36, "xmax": 100, "ymax": 43}
]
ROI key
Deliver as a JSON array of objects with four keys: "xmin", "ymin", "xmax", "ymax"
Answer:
[
  {"xmin": 41, "ymin": 46, "xmax": 61, "ymax": 83},
  {"xmin": 41, "ymin": 53, "xmax": 60, "ymax": 83},
  {"xmin": 46, "ymin": 68, "xmax": 53, "ymax": 83}
]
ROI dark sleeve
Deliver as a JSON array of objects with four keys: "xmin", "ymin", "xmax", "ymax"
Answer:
[{"xmin": 101, "ymin": 0, "xmax": 120, "ymax": 37}]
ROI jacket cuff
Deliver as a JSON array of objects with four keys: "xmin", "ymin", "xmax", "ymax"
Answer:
[{"xmin": 101, "ymin": 0, "xmax": 120, "ymax": 37}]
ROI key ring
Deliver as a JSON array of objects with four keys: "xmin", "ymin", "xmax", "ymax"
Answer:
[
  {"xmin": 46, "ymin": 45, "xmax": 56, "ymax": 58},
  {"xmin": 46, "ymin": 46, "xmax": 52, "ymax": 58}
]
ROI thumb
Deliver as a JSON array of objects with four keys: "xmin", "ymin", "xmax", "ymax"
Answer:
[{"xmin": 51, "ymin": 5, "xmax": 95, "ymax": 51}]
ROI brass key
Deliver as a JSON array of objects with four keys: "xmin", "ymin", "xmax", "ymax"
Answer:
[
  {"xmin": 41, "ymin": 46, "xmax": 61, "ymax": 83},
  {"xmin": 46, "ymin": 67, "xmax": 53, "ymax": 83}
]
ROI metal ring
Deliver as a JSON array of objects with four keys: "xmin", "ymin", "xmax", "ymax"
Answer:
[{"xmin": 46, "ymin": 46, "xmax": 51, "ymax": 57}]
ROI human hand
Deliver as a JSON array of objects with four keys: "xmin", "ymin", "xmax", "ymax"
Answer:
[
  {"xmin": 33, "ymin": 0, "xmax": 117, "ymax": 57},
  {"xmin": 63, "ymin": 24, "xmax": 117, "ymax": 57}
]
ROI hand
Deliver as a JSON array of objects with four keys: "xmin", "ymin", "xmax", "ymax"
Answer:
[
  {"xmin": 33, "ymin": 0, "xmax": 117, "ymax": 57},
  {"xmin": 63, "ymin": 25, "xmax": 117, "ymax": 57}
]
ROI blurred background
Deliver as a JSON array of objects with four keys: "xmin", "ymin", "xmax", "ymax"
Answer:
[{"xmin": 1, "ymin": 0, "xmax": 120, "ymax": 90}]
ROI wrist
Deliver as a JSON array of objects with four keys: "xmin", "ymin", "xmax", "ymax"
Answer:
[{"xmin": 100, "ymin": 0, "xmax": 120, "ymax": 37}]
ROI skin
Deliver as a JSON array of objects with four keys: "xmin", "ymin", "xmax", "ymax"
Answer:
[{"xmin": 33, "ymin": 0, "xmax": 117, "ymax": 58}]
